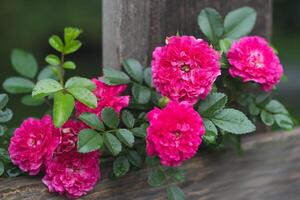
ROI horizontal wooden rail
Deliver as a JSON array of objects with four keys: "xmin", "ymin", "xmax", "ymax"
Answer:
[{"xmin": 0, "ymin": 127, "xmax": 299, "ymax": 199}]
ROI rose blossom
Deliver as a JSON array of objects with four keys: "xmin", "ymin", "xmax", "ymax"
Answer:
[
  {"xmin": 43, "ymin": 120, "xmax": 100, "ymax": 199},
  {"xmin": 146, "ymin": 101, "xmax": 205, "ymax": 166},
  {"xmin": 75, "ymin": 78, "xmax": 129, "ymax": 116},
  {"xmin": 151, "ymin": 36, "xmax": 221, "ymax": 104},
  {"xmin": 8, "ymin": 115, "xmax": 60, "ymax": 175},
  {"xmin": 227, "ymin": 36, "xmax": 283, "ymax": 91}
]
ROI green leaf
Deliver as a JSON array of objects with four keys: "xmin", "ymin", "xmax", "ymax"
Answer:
[
  {"xmin": 104, "ymin": 132, "xmax": 122, "ymax": 156},
  {"xmin": 249, "ymin": 102, "xmax": 260, "ymax": 116},
  {"xmin": 123, "ymin": 58, "xmax": 144, "ymax": 83},
  {"xmin": 203, "ymin": 118, "xmax": 218, "ymax": 145},
  {"xmin": 63, "ymin": 61, "xmax": 76, "ymax": 69},
  {"xmin": 65, "ymin": 77, "xmax": 96, "ymax": 90},
  {"xmin": 265, "ymin": 100, "xmax": 288, "ymax": 114},
  {"xmin": 101, "ymin": 107, "xmax": 119, "ymax": 129},
  {"xmin": 127, "ymin": 150, "xmax": 142, "ymax": 168},
  {"xmin": 255, "ymin": 94, "xmax": 269, "ymax": 105},
  {"xmin": 146, "ymin": 156, "xmax": 160, "ymax": 167},
  {"xmin": 11, "ymin": 49, "xmax": 38, "ymax": 78},
  {"xmin": 144, "ymin": 67, "xmax": 153, "ymax": 88},
  {"xmin": 116, "ymin": 129, "xmax": 135, "ymax": 147},
  {"xmin": 132, "ymin": 84, "xmax": 151, "ymax": 104},
  {"xmin": 32, "ymin": 78, "xmax": 63, "ymax": 97},
  {"xmin": 45, "ymin": 54, "xmax": 60, "ymax": 66},
  {"xmin": 167, "ymin": 186, "xmax": 185, "ymax": 200},
  {"xmin": 0, "ymin": 108, "xmax": 13, "ymax": 123},
  {"xmin": 64, "ymin": 40, "xmax": 82, "ymax": 54},
  {"xmin": 3, "ymin": 77, "xmax": 34, "ymax": 94},
  {"xmin": 166, "ymin": 168, "xmax": 185, "ymax": 182},
  {"xmin": 260, "ymin": 110, "xmax": 274, "ymax": 126},
  {"xmin": 148, "ymin": 168, "xmax": 166, "ymax": 187},
  {"xmin": 64, "ymin": 27, "xmax": 82, "ymax": 42},
  {"xmin": 113, "ymin": 156, "xmax": 130, "ymax": 177},
  {"xmin": 21, "ymin": 95, "xmax": 44, "ymax": 106},
  {"xmin": 67, "ymin": 87, "xmax": 97, "ymax": 108},
  {"xmin": 77, "ymin": 129, "xmax": 103, "ymax": 153},
  {"xmin": 79, "ymin": 113, "xmax": 104, "ymax": 131},
  {"xmin": 198, "ymin": 8, "xmax": 224, "ymax": 43},
  {"xmin": 0, "ymin": 94, "xmax": 9, "ymax": 110},
  {"xmin": 131, "ymin": 123, "xmax": 147, "ymax": 138},
  {"xmin": 198, "ymin": 93, "xmax": 227, "ymax": 117},
  {"xmin": 121, "ymin": 110, "xmax": 135, "ymax": 128},
  {"xmin": 102, "ymin": 67, "xmax": 130, "ymax": 85},
  {"xmin": 224, "ymin": 7, "xmax": 257, "ymax": 38},
  {"xmin": 211, "ymin": 108, "xmax": 256, "ymax": 134},
  {"xmin": 37, "ymin": 66, "xmax": 58, "ymax": 81},
  {"xmin": 219, "ymin": 39, "xmax": 233, "ymax": 53},
  {"xmin": 0, "ymin": 125, "xmax": 5, "ymax": 136},
  {"xmin": 49, "ymin": 35, "xmax": 64, "ymax": 52},
  {"xmin": 274, "ymin": 114, "xmax": 293, "ymax": 130},
  {"xmin": 0, "ymin": 161, "xmax": 4, "ymax": 176},
  {"xmin": 53, "ymin": 92, "xmax": 75, "ymax": 127}
]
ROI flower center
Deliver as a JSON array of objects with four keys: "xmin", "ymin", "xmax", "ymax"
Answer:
[
  {"xmin": 181, "ymin": 64, "xmax": 190, "ymax": 72},
  {"xmin": 249, "ymin": 51, "xmax": 264, "ymax": 68},
  {"xmin": 172, "ymin": 131, "xmax": 181, "ymax": 138}
]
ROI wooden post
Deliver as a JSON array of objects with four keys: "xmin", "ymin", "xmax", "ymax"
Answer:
[{"xmin": 102, "ymin": 0, "xmax": 272, "ymax": 69}]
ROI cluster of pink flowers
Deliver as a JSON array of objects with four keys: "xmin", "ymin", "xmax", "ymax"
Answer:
[
  {"xmin": 227, "ymin": 36, "xmax": 283, "ymax": 91},
  {"xmin": 9, "ymin": 79, "xmax": 129, "ymax": 199},
  {"xmin": 146, "ymin": 101, "xmax": 205, "ymax": 166}
]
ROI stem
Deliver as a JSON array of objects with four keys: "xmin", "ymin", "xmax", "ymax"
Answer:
[{"xmin": 59, "ymin": 52, "xmax": 65, "ymax": 86}]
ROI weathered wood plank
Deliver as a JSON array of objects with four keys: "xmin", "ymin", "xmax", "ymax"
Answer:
[
  {"xmin": 1, "ymin": 128, "xmax": 299, "ymax": 200},
  {"xmin": 102, "ymin": 0, "xmax": 273, "ymax": 69}
]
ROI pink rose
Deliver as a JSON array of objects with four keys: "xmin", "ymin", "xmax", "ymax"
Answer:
[
  {"xmin": 151, "ymin": 36, "xmax": 221, "ymax": 104},
  {"xmin": 146, "ymin": 101, "xmax": 205, "ymax": 166}
]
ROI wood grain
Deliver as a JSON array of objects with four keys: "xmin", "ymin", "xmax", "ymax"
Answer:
[
  {"xmin": 102, "ymin": 0, "xmax": 273, "ymax": 69},
  {"xmin": 0, "ymin": 128, "xmax": 300, "ymax": 200}
]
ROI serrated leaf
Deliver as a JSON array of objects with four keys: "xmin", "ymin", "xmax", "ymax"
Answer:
[
  {"xmin": 148, "ymin": 168, "xmax": 166, "ymax": 187},
  {"xmin": 131, "ymin": 123, "xmax": 147, "ymax": 138},
  {"xmin": 116, "ymin": 129, "xmax": 135, "ymax": 147},
  {"xmin": 65, "ymin": 77, "xmax": 95, "ymax": 90},
  {"xmin": 64, "ymin": 40, "xmax": 82, "ymax": 54},
  {"xmin": 203, "ymin": 118, "xmax": 218, "ymax": 145},
  {"xmin": 0, "ymin": 94, "xmax": 9, "ymax": 110},
  {"xmin": 49, "ymin": 35, "xmax": 64, "ymax": 52},
  {"xmin": 53, "ymin": 92, "xmax": 75, "ymax": 127},
  {"xmin": 102, "ymin": 67, "xmax": 130, "ymax": 85},
  {"xmin": 167, "ymin": 186, "xmax": 185, "ymax": 200},
  {"xmin": 198, "ymin": 8, "xmax": 224, "ymax": 43},
  {"xmin": 77, "ymin": 129, "xmax": 103, "ymax": 153},
  {"xmin": 132, "ymin": 83, "xmax": 151, "ymax": 104},
  {"xmin": 211, "ymin": 108, "xmax": 256, "ymax": 134},
  {"xmin": 265, "ymin": 100, "xmax": 288, "ymax": 114},
  {"xmin": 11, "ymin": 49, "xmax": 38, "ymax": 78},
  {"xmin": 64, "ymin": 27, "xmax": 82, "ymax": 42},
  {"xmin": 121, "ymin": 110, "xmax": 135, "ymax": 128},
  {"xmin": 0, "ymin": 108, "xmax": 13, "ymax": 123},
  {"xmin": 79, "ymin": 112, "xmax": 104, "ymax": 131},
  {"xmin": 198, "ymin": 93, "xmax": 227, "ymax": 117},
  {"xmin": 21, "ymin": 95, "xmax": 44, "ymax": 106},
  {"xmin": 101, "ymin": 107, "xmax": 119, "ymax": 129},
  {"xmin": 104, "ymin": 132, "xmax": 122, "ymax": 156},
  {"xmin": 123, "ymin": 58, "xmax": 144, "ymax": 83},
  {"xmin": 37, "ymin": 66, "xmax": 58, "ymax": 81},
  {"xmin": 260, "ymin": 110, "xmax": 274, "ymax": 126},
  {"xmin": 224, "ymin": 7, "xmax": 257, "ymax": 38},
  {"xmin": 144, "ymin": 67, "xmax": 153, "ymax": 88},
  {"xmin": 32, "ymin": 78, "xmax": 63, "ymax": 97},
  {"xmin": 127, "ymin": 150, "xmax": 142, "ymax": 168},
  {"xmin": 63, "ymin": 61, "xmax": 76, "ymax": 69},
  {"xmin": 113, "ymin": 156, "xmax": 130, "ymax": 177},
  {"xmin": 274, "ymin": 114, "xmax": 293, "ymax": 130},
  {"xmin": 3, "ymin": 77, "xmax": 34, "ymax": 94},
  {"xmin": 45, "ymin": 54, "xmax": 60, "ymax": 66},
  {"xmin": 67, "ymin": 87, "xmax": 97, "ymax": 109}
]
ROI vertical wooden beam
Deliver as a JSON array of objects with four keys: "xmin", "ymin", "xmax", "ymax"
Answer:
[{"xmin": 102, "ymin": 0, "xmax": 272, "ymax": 69}]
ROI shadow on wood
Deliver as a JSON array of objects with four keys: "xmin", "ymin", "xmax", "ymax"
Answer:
[{"xmin": 1, "ymin": 128, "xmax": 299, "ymax": 200}]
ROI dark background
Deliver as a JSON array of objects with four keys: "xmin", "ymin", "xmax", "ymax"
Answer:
[{"xmin": 0, "ymin": 0, "xmax": 299, "ymax": 126}]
